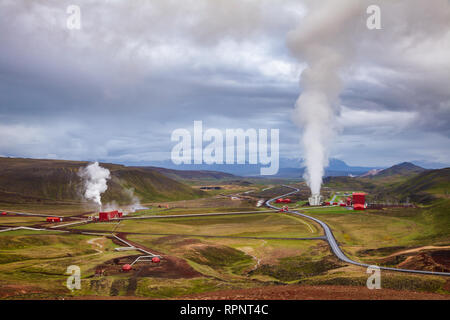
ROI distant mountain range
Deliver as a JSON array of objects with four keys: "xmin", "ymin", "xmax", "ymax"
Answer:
[
  {"xmin": 140, "ymin": 158, "xmax": 382, "ymax": 178},
  {"xmin": 410, "ymin": 160, "xmax": 450, "ymax": 169}
]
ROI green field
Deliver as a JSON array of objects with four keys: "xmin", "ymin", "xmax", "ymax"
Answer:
[
  {"xmin": 305, "ymin": 203, "xmax": 450, "ymax": 263},
  {"xmin": 74, "ymin": 213, "xmax": 322, "ymax": 238},
  {"xmin": 0, "ymin": 231, "xmax": 143, "ymax": 298}
]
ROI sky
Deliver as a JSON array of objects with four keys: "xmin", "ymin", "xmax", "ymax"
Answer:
[{"xmin": 0, "ymin": 0, "xmax": 449, "ymax": 168}]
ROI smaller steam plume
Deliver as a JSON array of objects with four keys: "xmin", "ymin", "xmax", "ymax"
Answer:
[
  {"xmin": 78, "ymin": 162, "xmax": 111, "ymax": 207},
  {"xmin": 102, "ymin": 187, "xmax": 147, "ymax": 215}
]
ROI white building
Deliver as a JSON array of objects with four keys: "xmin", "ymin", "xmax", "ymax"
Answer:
[{"xmin": 308, "ymin": 194, "xmax": 323, "ymax": 206}]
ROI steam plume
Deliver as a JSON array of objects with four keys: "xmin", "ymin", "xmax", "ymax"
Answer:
[
  {"xmin": 78, "ymin": 162, "xmax": 111, "ymax": 206},
  {"xmin": 287, "ymin": 0, "xmax": 363, "ymax": 195}
]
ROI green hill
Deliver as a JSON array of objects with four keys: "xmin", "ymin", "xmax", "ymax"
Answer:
[
  {"xmin": 373, "ymin": 162, "xmax": 426, "ymax": 179},
  {"xmin": 380, "ymin": 168, "xmax": 450, "ymax": 204},
  {"xmin": 324, "ymin": 163, "xmax": 449, "ymax": 205},
  {"xmin": 0, "ymin": 157, "xmax": 205, "ymax": 205}
]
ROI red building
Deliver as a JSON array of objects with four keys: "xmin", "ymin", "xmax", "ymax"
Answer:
[
  {"xmin": 283, "ymin": 198, "xmax": 291, "ymax": 203},
  {"xmin": 46, "ymin": 217, "xmax": 62, "ymax": 222},
  {"xmin": 352, "ymin": 193, "xmax": 366, "ymax": 211},
  {"xmin": 346, "ymin": 197, "xmax": 352, "ymax": 206},
  {"xmin": 275, "ymin": 198, "xmax": 284, "ymax": 203},
  {"xmin": 152, "ymin": 257, "xmax": 161, "ymax": 263},
  {"xmin": 98, "ymin": 210, "xmax": 123, "ymax": 221}
]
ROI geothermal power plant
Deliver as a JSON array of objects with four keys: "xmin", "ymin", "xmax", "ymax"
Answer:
[{"xmin": 308, "ymin": 194, "xmax": 323, "ymax": 206}]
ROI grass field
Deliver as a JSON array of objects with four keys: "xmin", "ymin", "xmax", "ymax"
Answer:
[
  {"xmin": 305, "ymin": 204, "xmax": 450, "ymax": 264},
  {"xmin": 0, "ymin": 230, "xmax": 144, "ymax": 298},
  {"xmin": 131, "ymin": 206, "xmax": 271, "ymax": 217},
  {"xmin": 1, "ymin": 179, "xmax": 449, "ymax": 299},
  {"xmin": 0, "ymin": 215, "xmax": 50, "ymax": 226},
  {"xmin": 74, "ymin": 213, "xmax": 322, "ymax": 238}
]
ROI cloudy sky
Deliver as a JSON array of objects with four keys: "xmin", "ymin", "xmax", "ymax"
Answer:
[{"xmin": 0, "ymin": 0, "xmax": 449, "ymax": 168}]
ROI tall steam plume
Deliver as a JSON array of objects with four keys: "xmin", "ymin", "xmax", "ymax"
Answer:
[
  {"xmin": 78, "ymin": 162, "xmax": 111, "ymax": 207},
  {"xmin": 287, "ymin": 0, "xmax": 363, "ymax": 195}
]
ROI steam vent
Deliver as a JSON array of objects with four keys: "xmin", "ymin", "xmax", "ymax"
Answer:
[{"xmin": 308, "ymin": 194, "xmax": 323, "ymax": 206}]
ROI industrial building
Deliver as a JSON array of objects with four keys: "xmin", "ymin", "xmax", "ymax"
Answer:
[
  {"xmin": 275, "ymin": 198, "xmax": 291, "ymax": 203},
  {"xmin": 309, "ymin": 194, "xmax": 323, "ymax": 206},
  {"xmin": 99, "ymin": 210, "xmax": 123, "ymax": 221},
  {"xmin": 352, "ymin": 192, "xmax": 366, "ymax": 210}
]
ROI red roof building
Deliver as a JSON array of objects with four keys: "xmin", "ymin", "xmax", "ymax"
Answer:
[
  {"xmin": 99, "ymin": 210, "xmax": 123, "ymax": 221},
  {"xmin": 346, "ymin": 197, "xmax": 352, "ymax": 206},
  {"xmin": 352, "ymin": 193, "xmax": 366, "ymax": 211}
]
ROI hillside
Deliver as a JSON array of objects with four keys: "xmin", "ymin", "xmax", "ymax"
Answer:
[
  {"xmin": 372, "ymin": 162, "xmax": 426, "ymax": 179},
  {"xmin": 378, "ymin": 168, "xmax": 450, "ymax": 204},
  {"xmin": 0, "ymin": 157, "xmax": 204, "ymax": 205},
  {"xmin": 324, "ymin": 163, "xmax": 449, "ymax": 205}
]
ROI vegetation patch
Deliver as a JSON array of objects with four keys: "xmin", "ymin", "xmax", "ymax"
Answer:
[
  {"xmin": 0, "ymin": 253, "xmax": 29, "ymax": 264},
  {"xmin": 357, "ymin": 246, "xmax": 407, "ymax": 257},
  {"xmin": 135, "ymin": 278, "xmax": 228, "ymax": 298},
  {"xmin": 251, "ymin": 256, "xmax": 343, "ymax": 282},
  {"xmin": 185, "ymin": 245, "xmax": 253, "ymax": 274}
]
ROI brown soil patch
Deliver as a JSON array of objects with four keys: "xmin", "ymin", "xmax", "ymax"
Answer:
[
  {"xmin": 431, "ymin": 250, "xmax": 450, "ymax": 267},
  {"xmin": 179, "ymin": 284, "xmax": 450, "ymax": 300},
  {"xmin": 0, "ymin": 284, "xmax": 43, "ymax": 299},
  {"xmin": 397, "ymin": 251, "xmax": 450, "ymax": 273}
]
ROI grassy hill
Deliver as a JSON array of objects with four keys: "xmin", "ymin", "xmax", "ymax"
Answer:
[
  {"xmin": 379, "ymin": 168, "xmax": 450, "ymax": 204},
  {"xmin": 371, "ymin": 162, "xmax": 426, "ymax": 179},
  {"xmin": 0, "ymin": 157, "xmax": 205, "ymax": 205},
  {"xmin": 324, "ymin": 162, "xmax": 449, "ymax": 205}
]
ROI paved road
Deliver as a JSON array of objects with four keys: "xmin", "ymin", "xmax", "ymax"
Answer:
[{"xmin": 266, "ymin": 186, "xmax": 450, "ymax": 277}]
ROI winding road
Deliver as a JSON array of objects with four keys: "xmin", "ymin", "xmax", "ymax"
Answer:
[{"xmin": 266, "ymin": 185, "xmax": 450, "ymax": 277}]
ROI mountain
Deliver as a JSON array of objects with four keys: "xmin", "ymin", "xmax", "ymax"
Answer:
[
  {"xmin": 411, "ymin": 160, "xmax": 450, "ymax": 169},
  {"xmin": 373, "ymin": 162, "xmax": 426, "ymax": 178},
  {"xmin": 0, "ymin": 157, "xmax": 204, "ymax": 205}
]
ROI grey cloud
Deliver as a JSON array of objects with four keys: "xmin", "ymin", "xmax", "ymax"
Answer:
[{"xmin": 0, "ymin": 0, "xmax": 449, "ymax": 167}]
